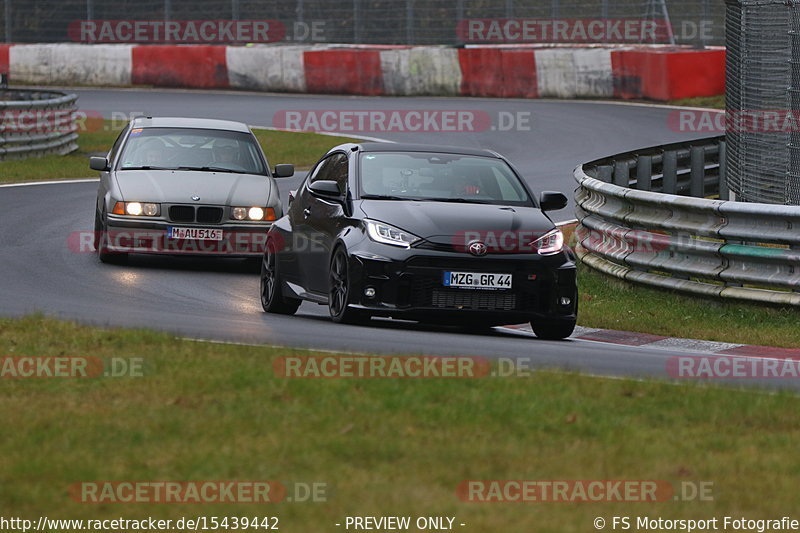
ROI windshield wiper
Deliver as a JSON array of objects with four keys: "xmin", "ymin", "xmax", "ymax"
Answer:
[
  {"xmin": 360, "ymin": 194, "xmax": 428, "ymax": 201},
  {"xmin": 175, "ymin": 166, "xmax": 245, "ymax": 174},
  {"xmin": 119, "ymin": 165, "xmax": 175, "ymax": 171},
  {"xmin": 425, "ymin": 197, "xmax": 493, "ymax": 204}
]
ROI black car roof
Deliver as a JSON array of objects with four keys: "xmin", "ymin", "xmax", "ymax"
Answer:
[{"xmin": 352, "ymin": 143, "xmax": 503, "ymax": 158}]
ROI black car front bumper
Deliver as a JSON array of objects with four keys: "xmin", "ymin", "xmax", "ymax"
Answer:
[{"xmin": 346, "ymin": 244, "xmax": 577, "ymax": 325}]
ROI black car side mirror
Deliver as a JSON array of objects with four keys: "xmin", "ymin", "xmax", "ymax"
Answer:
[
  {"xmin": 89, "ymin": 156, "xmax": 109, "ymax": 171},
  {"xmin": 309, "ymin": 180, "xmax": 342, "ymax": 199},
  {"xmin": 539, "ymin": 191, "xmax": 568, "ymax": 212},
  {"xmin": 273, "ymin": 164, "xmax": 294, "ymax": 178}
]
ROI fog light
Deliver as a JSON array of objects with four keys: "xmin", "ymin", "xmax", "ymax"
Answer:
[
  {"xmin": 559, "ymin": 297, "xmax": 572, "ymax": 306},
  {"xmin": 364, "ymin": 287, "xmax": 376, "ymax": 298}
]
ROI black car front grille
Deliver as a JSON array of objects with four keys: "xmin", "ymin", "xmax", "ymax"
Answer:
[
  {"xmin": 168, "ymin": 205, "xmax": 224, "ymax": 224},
  {"xmin": 414, "ymin": 241, "xmax": 455, "ymax": 253},
  {"xmin": 431, "ymin": 290, "xmax": 517, "ymax": 311},
  {"xmin": 407, "ymin": 275, "xmax": 535, "ymax": 311}
]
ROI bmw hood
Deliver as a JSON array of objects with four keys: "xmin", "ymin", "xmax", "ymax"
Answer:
[
  {"xmin": 358, "ymin": 200, "xmax": 555, "ymax": 243},
  {"xmin": 113, "ymin": 170, "xmax": 271, "ymax": 205}
]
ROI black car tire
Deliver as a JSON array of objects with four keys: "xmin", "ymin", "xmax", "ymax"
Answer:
[
  {"xmin": 260, "ymin": 240, "xmax": 301, "ymax": 315},
  {"xmin": 531, "ymin": 318, "xmax": 576, "ymax": 340},
  {"xmin": 329, "ymin": 248, "xmax": 366, "ymax": 324},
  {"xmin": 95, "ymin": 209, "xmax": 127, "ymax": 264}
]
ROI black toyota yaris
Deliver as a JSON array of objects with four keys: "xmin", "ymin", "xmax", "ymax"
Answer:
[{"xmin": 260, "ymin": 143, "xmax": 578, "ymax": 339}]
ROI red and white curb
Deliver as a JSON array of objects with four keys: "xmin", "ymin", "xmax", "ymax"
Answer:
[{"xmin": 503, "ymin": 324, "xmax": 800, "ymax": 359}]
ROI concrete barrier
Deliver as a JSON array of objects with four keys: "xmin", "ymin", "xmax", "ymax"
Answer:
[
  {"xmin": 380, "ymin": 47, "xmax": 461, "ymax": 96},
  {"xmin": 0, "ymin": 45, "xmax": 11, "ymax": 75},
  {"xmin": 2, "ymin": 43, "xmax": 724, "ymax": 102},
  {"xmin": 303, "ymin": 48, "xmax": 384, "ymax": 95},
  {"xmin": 535, "ymin": 48, "xmax": 613, "ymax": 98},
  {"xmin": 227, "ymin": 45, "xmax": 308, "ymax": 93},
  {"xmin": 132, "ymin": 45, "xmax": 227, "ymax": 88},
  {"xmin": 10, "ymin": 44, "xmax": 132, "ymax": 85},
  {"xmin": 500, "ymin": 49, "xmax": 538, "ymax": 98}
]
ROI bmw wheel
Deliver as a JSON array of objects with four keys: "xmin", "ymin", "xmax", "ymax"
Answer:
[{"xmin": 95, "ymin": 208, "xmax": 126, "ymax": 264}]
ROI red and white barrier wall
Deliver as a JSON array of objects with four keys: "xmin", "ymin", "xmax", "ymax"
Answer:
[{"xmin": 0, "ymin": 43, "xmax": 725, "ymax": 101}]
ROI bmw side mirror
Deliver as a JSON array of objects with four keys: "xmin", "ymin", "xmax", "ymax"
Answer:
[
  {"xmin": 89, "ymin": 156, "xmax": 109, "ymax": 171},
  {"xmin": 308, "ymin": 180, "xmax": 342, "ymax": 199},
  {"xmin": 273, "ymin": 164, "xmax": 294, "ymax": 178},
  {"xmin": 539, "ymin": 191, "xmax": 568, "ymax": 212}
]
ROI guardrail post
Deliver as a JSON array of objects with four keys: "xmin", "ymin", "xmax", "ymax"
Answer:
[
  {"xmin": 597, "ymin": 165, "xmax": 613, "ymax": 183},
  {"xmin": 690, "ymin": 146, "xmax": 705, "ymax": 198},
  {"xmin": 718, "ymin": 140, "xmax": 729, "ymax": 201},
  {"xmin": 636, "ymin": 155, "xmax": 653, "ymax": 191},
  {"xmin": 613, "ymin": 161, "xmax": 629, "ymax": 187},
  {"xmin": 662, "ymin": 150, "xmax": 678, "ymax": 194}
]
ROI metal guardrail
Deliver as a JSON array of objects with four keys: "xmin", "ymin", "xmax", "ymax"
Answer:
[
  {"xmin": 574, "ymin": 135, "xmax": 800, "ymax": 306},
  {"xmin": 0, "ymin": 89, "xmax": 80, "ymax": 160}
]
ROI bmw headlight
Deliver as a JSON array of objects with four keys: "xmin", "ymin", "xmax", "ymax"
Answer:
[
  {"xmin": 365, "ymin": 219, "xmax": 421, "ymax": 248},
  {"xmin": 112, "ymin": 202, "xmax": 160, "ymax": 217},
  {"xmin": 232, "ymin": 206, "xmax": 275, "ymax": 221}
]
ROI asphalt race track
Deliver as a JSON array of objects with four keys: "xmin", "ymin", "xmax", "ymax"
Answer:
[{"xmin": 6, "ymin": 88, "xmax": 781, "ymax": 388}]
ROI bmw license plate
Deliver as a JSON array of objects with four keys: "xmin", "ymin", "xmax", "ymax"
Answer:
[
  {"xmin": 443, "ymin": 271, "xmax": 512, "ymax": 290},
  {"xmin": 167, "ymin": 227, "xmax": 223, "ymax": 241}
]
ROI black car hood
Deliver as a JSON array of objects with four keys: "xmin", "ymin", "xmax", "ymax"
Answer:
[{"xmin": 358, "ymin": 199, "xmax": 555, "ymax": 243}]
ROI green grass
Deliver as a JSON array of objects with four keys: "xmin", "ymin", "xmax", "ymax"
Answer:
[
  {"xmin": 0, "ymin": 121, "xmax": 360, "ymax": 184},
  {"xmin": 577, "ymin": 264, "xmax": 800, "ymax": 348},
  {"xmin": 1, "ymin": 314, "xmax": 799, "ymax": 531},
  {"xmin": 668, "ymin": 94, "xmax": 725, "ymax": 110}
]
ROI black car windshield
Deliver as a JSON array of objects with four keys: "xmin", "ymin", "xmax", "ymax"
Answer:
[
  {"xmin": 118, "ymin": 127, "xmax": 267, "ymax": 175},
  {"xmin": 359, "ymin": 152, "xmax": 533, "ymax": 206}
]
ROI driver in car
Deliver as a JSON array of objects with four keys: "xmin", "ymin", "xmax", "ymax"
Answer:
[
  {"xmin": 139, "ymin": 141, "xmax": 165, "ymax": 167},
  {"xmin": 213, "ymin": 142, "xmax": 238, "ymax": 165}
]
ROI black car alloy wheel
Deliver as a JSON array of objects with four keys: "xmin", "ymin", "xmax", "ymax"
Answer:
[
  {"xmin": 261, "ymin": 240, "xmax": 300, "ymax": 315},
  {"xmin": 329, "ymin": 248, "xmax": 364, "ymax": 324}
]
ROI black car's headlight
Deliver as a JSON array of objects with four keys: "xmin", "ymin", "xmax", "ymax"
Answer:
[
  {"xmin": 365, "ymin": 219, "xmax": 421, "ymax": 248},
  {"xmin": 112, "ymin": 202, "xmax": 160, "ymax": 217},
  {"xmin": 530, "ymin": 229, "xmax": 564, "ymax": 255}
]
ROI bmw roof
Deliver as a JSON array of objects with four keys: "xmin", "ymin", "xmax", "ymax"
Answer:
[{"xmin": 130, "ymin": 116, "xmax": 252, "ymax": 133}]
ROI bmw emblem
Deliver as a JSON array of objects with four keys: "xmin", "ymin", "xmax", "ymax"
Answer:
[
  {"xmin": 191, "ymin": 195, "xmax": 200, "ymax": 202},
  {"xmin": 468, "ymin": 241, "xmax": 488, "ymax": 256}
]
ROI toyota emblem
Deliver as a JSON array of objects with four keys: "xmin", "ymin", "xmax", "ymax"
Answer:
[
  {"xmin": 191, "ymin": 195, "xmax": 200, "ymax": 202},
  {"xmin": 468, "ymin": 241, "xmax": 488, "ymax": 256}
]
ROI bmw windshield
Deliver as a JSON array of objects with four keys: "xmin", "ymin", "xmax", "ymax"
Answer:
[{"xmin": 118, "ymin": 127, "xmax": 268, "ymax": 175}]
